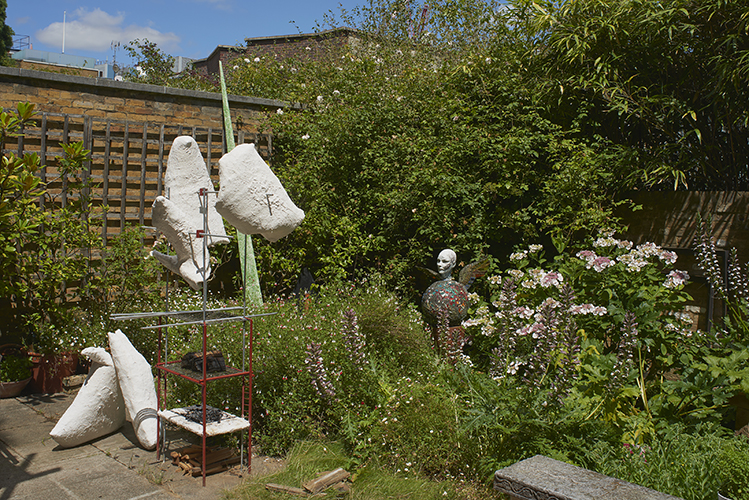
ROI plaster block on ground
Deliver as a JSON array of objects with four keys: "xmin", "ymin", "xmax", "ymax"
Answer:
[
  {"xmin": 151, "ymin": 195, "xmax": 209, "ymax": 290},
  {"xmin": 108, "ymin": 329, "xmax": 158, "ymax": 450},
  {"xmin": 164, "ymin": 136, "xmax": 229, "ymax": 247},
  {"xmin": 494, "ymin": 455, "xmax": 683, "ymax": 500},
  {"xmin": 49, "ymin": 347, "xmax": 126, "ymax": 448},
  {"xmin": 215, "ymin": 143, "xmax": 304, "ymax": 242}
]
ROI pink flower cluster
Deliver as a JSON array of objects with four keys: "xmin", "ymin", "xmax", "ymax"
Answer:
[{"xmin": 568, "ymin": 303, "xmax": 608, "ymax": 316}]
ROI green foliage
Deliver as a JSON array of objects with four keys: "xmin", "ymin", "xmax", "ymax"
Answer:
[
  {"xmin": 0, "ymin": 103, "xmax": 104, "ymax": 350},
  {"xmin": 716, "ymin": 436, "xmax": 749, "ymax": 500},
  {"xmin": 528, "ymin": 0, "xmax": 749, "ymax": 190},
  {"xmin": 224, "ymin": 25, "xmax": 627, "ymax": 296},
  {"xmin": 226, "ymin": 440, "xmax": 485, "ymax": 500},
  {"xmin": 0, "ymin": 0, "xmax": 14, "ymax": 66},
  {"xmin": 122, "ymin": 39, "xmax": 212, "ymax": 91},
  {"xmin": 371, "ymin": 376, "xmax": 477, "ymax": 479},
  {"xmin": 0, "ymin": 103, "xmax": 165, "ymax": 353},
  {"xmin": 588, "ymin": 427, "xmax": 741, "ymax": 500},
  {"xmin": 123, "ymin": 39, "xmax": 175, "ymax": 86},
  {"xmin": 155, "ymin": 279, "xmax": 432, "ymax": 457},
  {"xmin": 0, "ymin": 352, "xmax": 32, "ymax": 382}
]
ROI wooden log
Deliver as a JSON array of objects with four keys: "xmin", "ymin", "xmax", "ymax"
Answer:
[
  {"xmin": 332, "ymin": 481, "xmax": 351, "ymax": 494},
  {"xmin": 177, "ymin": 444, "xmax": 203, "ymax": 455},
  {"xmin": 302, "ymin": 468, "xmax": 351, "ymax": 494},
  {"xmin": 203, "ymin": 448, "xmax": 236, "ymax": 466},
  {"xmin": 265, "ymin": 483, "xmax": 308, "ymax": 496},
  {"xmin": 190, "ymin": 456, "xmax": 240, "ymax": 477}
]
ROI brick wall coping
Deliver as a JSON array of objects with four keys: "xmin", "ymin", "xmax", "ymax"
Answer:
[{"xmin": 0, "ymin": 65, "xmax": 298, "ymax": 110}]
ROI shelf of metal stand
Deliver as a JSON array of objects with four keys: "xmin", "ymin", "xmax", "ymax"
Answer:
[
  {"xmin": 152, "ymin": 311, "xmax": 261, "ymax": 486},
  {"xmin": 158, "ymin": 407, "xmax": 250, "ymax": 437}
]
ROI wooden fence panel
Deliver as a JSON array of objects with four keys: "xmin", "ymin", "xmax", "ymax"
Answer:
[{"xmin": 3, "ymin": 110, "xmax": 272, "ymax": 248}]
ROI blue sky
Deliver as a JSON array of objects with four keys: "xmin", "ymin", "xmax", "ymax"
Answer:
[{"xmin": 7, "ymin": 1, "xmax": 355, "ymax": 64}]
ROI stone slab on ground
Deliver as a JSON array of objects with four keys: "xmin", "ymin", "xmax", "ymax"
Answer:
[{"xmin": 494, "ymin": 454, "xmax": 683, "ymax": 500}]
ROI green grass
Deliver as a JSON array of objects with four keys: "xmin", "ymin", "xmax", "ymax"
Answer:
[{"xmin": 225, "ymin": 441, "xmax": 493, "ymax": 500}]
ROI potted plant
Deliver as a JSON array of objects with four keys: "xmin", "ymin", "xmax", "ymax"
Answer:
[{"xmin": 0, "ymin": 345, "xmax": 33, "ymax": 398}]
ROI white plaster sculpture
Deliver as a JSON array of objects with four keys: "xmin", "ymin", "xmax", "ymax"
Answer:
[
  {"xmin": 49, "ymin": 347, "xmax": 126, "ymax": 448},
  {"xmin": 163, "ymin": 136, "xmax": 229, "ymax": 247},
  {"xmin": 151, "ymin": 195, "xmax": 208, "ymax": 290},
  {"xmin": 151, "ymin": 136, "xmax": 229, "ymax": 289},
  {"xmin": 215, "ymin": 143, "xmax": 305, "ymax": 242},
  {"xmin": 108, "ymin": 329, "xmax": 158, "ymax": 450}
]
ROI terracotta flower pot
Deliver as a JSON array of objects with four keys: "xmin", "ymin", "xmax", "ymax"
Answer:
[
  {"xmin": 28, "ymin": 352, "xmax": 78, "ymax": 394},
  {"xmin": 0, "ymin": 376, "xmax": 32, "ymax": 398}
]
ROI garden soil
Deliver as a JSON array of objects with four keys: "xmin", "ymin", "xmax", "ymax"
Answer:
[{"xmin": 0, "ymin": 390, "xmax": 284, "ymax": 499}]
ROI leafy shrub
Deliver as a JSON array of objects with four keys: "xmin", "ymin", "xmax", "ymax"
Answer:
[
  {"xmin": 0, "ymin": 352, "xmax": 32, "ymax": 382},
  {"xmin": 154, "ymin": 278, "xmax": 434, "ymax": 457},
  {"xmin": 716, "ymin": 436, "xmax": 749, "ymax": 500},
  {"xmin": 588, "ymin": 427, "xmax": 741, "ymax": 500},
  {"xmin": 371, "ymin": 376, "xmax": 477, "ymax": 480}
]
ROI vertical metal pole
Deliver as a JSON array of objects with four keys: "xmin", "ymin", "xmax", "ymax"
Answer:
[
  {"xmin": 156, "ymin": 325, "xmax": 162, "ymax": 460},
  {"xmin": 248, "ymin": 318, "xmax": 253, "ymax": 475},
  {"xmin": 200, "ymin": 187, "xmax": 208, "ymax": 487}
]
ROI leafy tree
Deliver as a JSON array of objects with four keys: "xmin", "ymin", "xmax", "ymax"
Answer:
[
  {"xmin": 122, "ymin": 39, "xmax": 211, "ymax": 90},
  {"xmin": 0, "ymin": 0, "xmax": 14, "ymax": 66},
  {"xmin": 218, "ymin": 1, "xmax": 630, "ymax": 297},
  {"xmin": 526, "ymin": 0, "xmax": 749, "ymax": 190}
]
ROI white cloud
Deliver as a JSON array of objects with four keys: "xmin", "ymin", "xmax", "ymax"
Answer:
[{"xmin": 35, "ymin": 8, "xmax": 180, "ymax": 53}]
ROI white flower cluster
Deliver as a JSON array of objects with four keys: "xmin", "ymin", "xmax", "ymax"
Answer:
[
  {"xmin": 510, "ymin": 244, "xmax": 543, "ymax": 261},
  {"xmin": 521, "ymin": 269, "xmax": 563, "ymax": 289},
  {"xmin": 568, "ymin": 303, "xmax": 607, "ymax": 316},
  {"xmin": 576, "ymin": 250, "xmax": 616, "ymax": 272},
  {"xmin": 663, "ymin": 270, "xmax": 690, "ymax": 289},
  {"xmin": 577, "ymin": 237, "xmax": 679, "ymax": 273}
]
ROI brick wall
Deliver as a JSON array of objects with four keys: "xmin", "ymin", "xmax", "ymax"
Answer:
[
  {"xmin": 620, "ymin": 191, "xmax": 749, "ymax": 331},
  {"xmin": 0, "ymin": 66, "xmax": 287, "ymax": 128},
  {"xmin": 0, "ymin": 66, "xmax": 294, "ymax": 246}
]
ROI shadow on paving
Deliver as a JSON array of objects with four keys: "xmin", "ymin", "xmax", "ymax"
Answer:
[
  {"xmin": 0, "ymin": 391, "xmax": 285, "ymax": 499},
  {"xmin": 0, "ymin": 441, "xmax": 61, "ymax": 500}
]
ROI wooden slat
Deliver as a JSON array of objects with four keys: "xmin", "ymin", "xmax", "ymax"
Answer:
[
  {"xmin": 157, "ymin": 124, "xmax": 165, "ymax": 197},
  {"xmin": 120, "ymin": 122, "xmax": 129, "ymax": 231},
  {"xmin": 207, "ymin": 127, "xmax": 212, "ymax": 174},
  {"xmin": 62, "ymin": 115, "xmax": 69, "ymax": 207},
  {"xmin": 139, "ymin": 123, "xmax": 147, "ymax": 226},
  {"xmin": 101, "ymin": 120, "xmax": 111, "ymax": 243}
]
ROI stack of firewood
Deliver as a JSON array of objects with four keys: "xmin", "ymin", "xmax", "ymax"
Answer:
[{"xmin": 170, "ymin": 444, "xmax": 241, "ymax": 477}]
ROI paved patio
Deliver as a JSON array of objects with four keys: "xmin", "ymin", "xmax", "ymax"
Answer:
[{"xmin": 0, "ymin": 392, "xmax": 283, "ymax": 500}]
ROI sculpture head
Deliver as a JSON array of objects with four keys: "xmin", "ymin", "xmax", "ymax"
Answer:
[{"xmin": 437, "ymin": 249, "xmax": 457, "ymax": 280}]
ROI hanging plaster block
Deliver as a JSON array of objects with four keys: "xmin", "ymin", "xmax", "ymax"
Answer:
[
  {"xmin": 108, "ymin": 329, "xmax": 158, "ymax": 450},
  {"xmin": 164, "ymin": 136, "xmax": 229, "ymax": 247},
  {"xmin": 151, "ymin": 195, "xmax": 209, "ymax": 290},
  {"xmin": 49, "ymin": 347, "xmax": 126, "ymax": 448},
  {"xmin": 215, "ymin": 143, "xmax": 304, "ymax": 242}
]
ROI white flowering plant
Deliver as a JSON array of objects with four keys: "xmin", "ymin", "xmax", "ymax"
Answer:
[{"xmin": 463, "ymin": 232, "xmax": 696, "ymax": 402}]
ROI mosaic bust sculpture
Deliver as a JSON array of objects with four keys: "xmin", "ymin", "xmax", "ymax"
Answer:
[
  {"xmin": 422, "ymin": 250, "xmax": 488, "ymax": 354},
  {"xmin": 422, "ymin": 249, "xmax": 470, "ymax": 327}
]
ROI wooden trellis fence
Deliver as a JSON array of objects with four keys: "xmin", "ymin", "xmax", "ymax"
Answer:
[{"xmin": 5, "ymin": 110, "xmax": 272, "ymax": 248}]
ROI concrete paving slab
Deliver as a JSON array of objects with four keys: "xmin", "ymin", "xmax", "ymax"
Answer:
[{"xmin": 0, "ymin": 391, "xmax": 283, "ymax": 499}]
